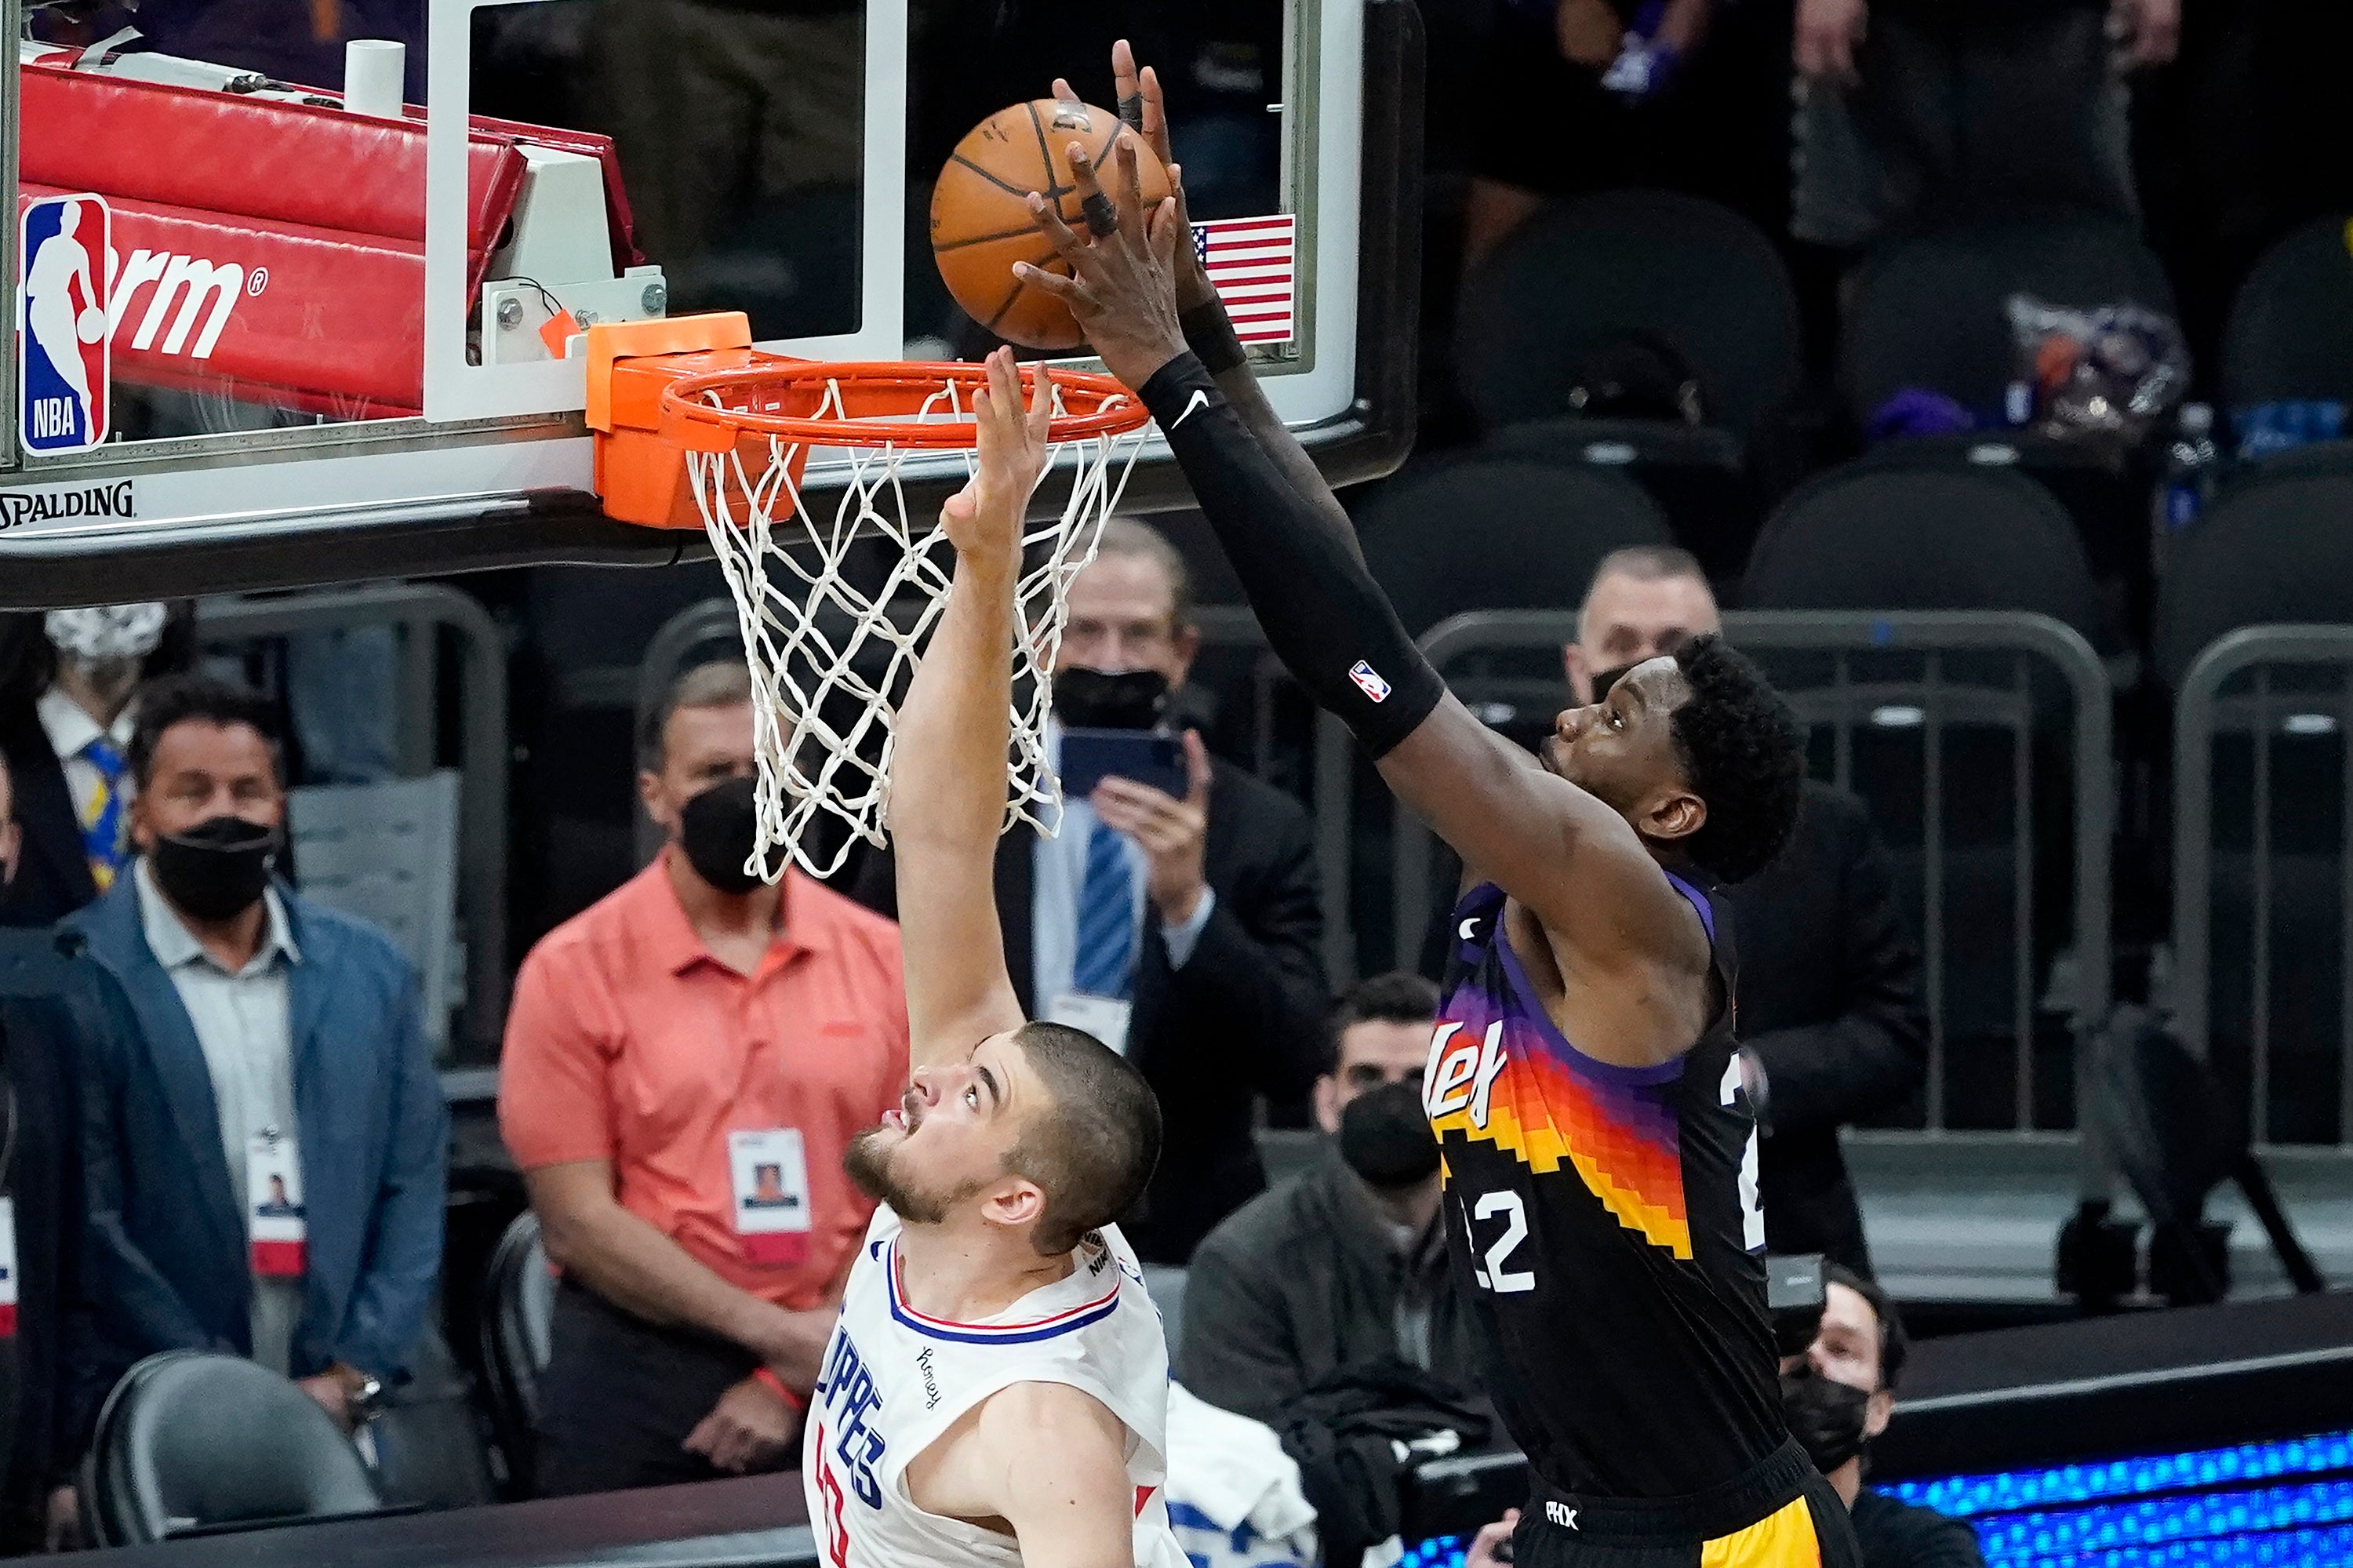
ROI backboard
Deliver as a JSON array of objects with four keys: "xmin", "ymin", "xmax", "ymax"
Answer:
[{"xmin": 0, "ymin": 0, "xmax": 1421, "ymax": 606}]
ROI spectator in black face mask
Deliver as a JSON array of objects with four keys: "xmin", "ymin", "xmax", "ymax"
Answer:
[
  {"xmin": 1177, "ymin": 974, "xmax": 1486, "ymax": 1426},
  {"xmin": 855, "ymin": 517, "xmax": 1328, "ymax": 1262},
  {"xmin": 67, "ymin": 675, "xmax": 448, "ymax": 1432},
  {"xmin": 1780, "ymin": 1268, "xmax": 1984, "ymax": 1567},
  {"xmin": 1464, "ymin": 1268, "xmax": 1980, "ymax": 1568}
]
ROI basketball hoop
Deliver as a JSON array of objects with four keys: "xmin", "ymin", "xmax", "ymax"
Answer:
[{"xmin": 587, "ymin": 317, "xmax": 1152, "ymax": 882}]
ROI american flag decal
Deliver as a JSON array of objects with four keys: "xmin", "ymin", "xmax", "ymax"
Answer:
[{"xmin": 1195, "ymin": 214, "xmax": 1297, "ymax": 346}]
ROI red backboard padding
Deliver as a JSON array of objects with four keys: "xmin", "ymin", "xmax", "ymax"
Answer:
[
  {"xmin": 21, "ymin": 63, "xmax": 525, "ymax": 253},
  {"xmin": 23, "ymin": 180, "xmax": 427, "ymax": 414}
]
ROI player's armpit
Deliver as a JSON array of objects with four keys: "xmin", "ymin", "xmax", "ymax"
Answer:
[
  {"xmin": 1378, "ymin": 697, "xmax": 1707, "ymax": 975},
  {"xmin": 973, "ymin": 1382, "xmax": 1138, "ymax": 1568}
]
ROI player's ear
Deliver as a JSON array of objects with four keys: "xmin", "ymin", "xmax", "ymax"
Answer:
[
  {"xmin": 982, "ymin": 1177, "xmax": 1046, "ymax": 1231},
  {"xmin": 1646, "ymin": 787, "xmax": 1704, "ymax": 845},
  {"xmin": 1864, "ymin": 1387, "xmax": 1893, "ymax": 1440}
]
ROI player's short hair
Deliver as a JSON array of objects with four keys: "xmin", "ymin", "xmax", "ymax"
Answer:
[
  {"xmin": 1665, "ymin": 635, "xmax": 1803, "ymax": 886},
  {"xmin": 640, "ymin": 660, "xmax": 755, "ymax": 770},
  {"xmin": 1005, "ymin": 1020, "xmax": 1164, "ymax": 1255},
  {"xmin": 129, "ymin": 675, "xmax": 285, "ymax": 791},
  {"xmin": 1826, "ymin": 1263, "xmax": 1908, "ymax": 1392},
  {"xmin": 1323, "ymin": 971, "xmax": 1442, "ymax": 1073},
  {"xmin": 1093, "ymin": 517, "xmax": 1195, "ymax": 631}
]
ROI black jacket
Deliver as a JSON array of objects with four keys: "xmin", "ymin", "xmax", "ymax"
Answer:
[
  {"xmin": 1177, "ymin": 1154, "xmax": 1487, "ymax": 1430},
  {"xmin": 0, "ymin": 929, "xmax": 111, "ymax": 1545},
  {"xmin": 1726, "ymin": 781, "xmax": 1929, "ymax": 1275},
  {"xmin": 853, "ymin": 755, "xmax": 1327, "ymax": 1262},
  {"xmin": 0, "ymin": 701, "xmax": 99, "ymax": 929},
  {"xmin": 1850, "ymin": 1489, "xmax": 1987, "ymax": 1568}
]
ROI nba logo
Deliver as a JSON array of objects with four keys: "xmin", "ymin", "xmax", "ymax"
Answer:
[
  {"xmin": 1348, "ymin": 660, "xmax": 1392, "ymax": 703},
  {"xmin": 17, "ymin": 194, "xmax": 111, "ymax": 454}
]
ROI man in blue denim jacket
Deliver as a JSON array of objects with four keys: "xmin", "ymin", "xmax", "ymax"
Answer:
[{"xmin": 68, "ymin": 675, "xmax": 446, "ymax": 1426}]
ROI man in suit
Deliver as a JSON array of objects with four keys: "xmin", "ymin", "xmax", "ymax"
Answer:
[
  {"xmin": 855, "ymin": 517, "xmax": 1329, "ymax": 1262},
  {"xmin": 69, "ymin": 675, "xmax": 448, "ymax": 1426},
  {"xmin": 0, "ymin": 749, "xmax": 108, "ymax": 1552},
  {"xmin": 1566, "ymin": 547, "xmax": 1927, "ymax": 1274},
  {"xmin": 0, "ymin": 604, "xmax": 189, "ymax": 929}
]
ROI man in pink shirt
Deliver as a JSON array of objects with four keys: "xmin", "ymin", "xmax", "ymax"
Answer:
[{"xmin": 498, "ymin": 661, "xmax": 908, "ymax": 1495}]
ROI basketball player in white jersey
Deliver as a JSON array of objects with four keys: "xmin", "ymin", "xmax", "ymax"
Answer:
[{"xmin": 804, "ymin": 347, "xmax": 1187, "ymax": 1568}]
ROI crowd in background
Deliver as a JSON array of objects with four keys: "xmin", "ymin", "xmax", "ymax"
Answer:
[{"xmin": 0, "ymin": 529, "xmax": 1947, "ymax": 1559}]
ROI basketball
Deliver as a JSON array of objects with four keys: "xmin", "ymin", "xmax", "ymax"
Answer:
[
  {"xmin": 932, "ymin": 99, "xmax": 1171, "ymax": 351},
  {"xmin": 77, "ymin": 305, "xmax": 105, "ymax": 344}
]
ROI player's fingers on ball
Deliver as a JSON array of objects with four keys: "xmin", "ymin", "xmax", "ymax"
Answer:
[
  {"xmin": 1149, "ymin": 198, "xmax": 1183, "ymax": 272},
  {"xmin": 1140, "ymin": 64, "xmax": 1173, "ymax": 162},
  {"xmin": 1013, "ymin": 260, "xmax": 1084, "ymax": 303},
  {"xmin": 1114, "ymin": 133, "xmax": 1149, "ymax": 241},
  {"xmin": 1053, "ymin": 76, "xmax": 1078, "ymax": 104},
  {"xmin": 1066, "ymin": 144, "xmax": 1118, "ymax": 238},
  {"xmin": 1026, "ymin": 193, "xmax": 1089, "ymax": 264}
]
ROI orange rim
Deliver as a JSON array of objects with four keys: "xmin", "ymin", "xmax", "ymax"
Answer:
[{"xmin": 657, "ymin": 361, "xmax": 1151, "ymax": 449}]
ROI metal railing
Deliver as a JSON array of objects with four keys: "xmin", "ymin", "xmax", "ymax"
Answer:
[
  {"xmin": 1398, "ymin": 609, "xmax": 2114, "ymax": 1141},
  {"xmin": 2174, "ymin": 626, "xmax": 2353, "ymax": 1151},
  {"xmin": 198, "ymin": 584, "xmax": 509, "ymax": 1057}
]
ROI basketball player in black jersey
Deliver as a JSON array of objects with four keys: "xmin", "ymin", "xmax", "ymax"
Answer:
[{"xmin": 1017, "ymin": 44, "xmax": 1855, "ymax": 1567}]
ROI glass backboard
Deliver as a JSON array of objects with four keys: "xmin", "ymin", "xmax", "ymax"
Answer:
[{"xmin": 0, "ymin": 0, "xmax": 1420, "ymax": 604}]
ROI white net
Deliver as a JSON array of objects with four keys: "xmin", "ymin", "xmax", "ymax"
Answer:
[{"xmin": 686, "ymin": 373, "xmax": 1147, "ymax": 882}]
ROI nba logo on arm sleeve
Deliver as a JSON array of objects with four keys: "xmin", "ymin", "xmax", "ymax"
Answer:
[
  {"xmin": 1349, "ymin": 661, "xmax": 1392, "ymax": 703},
  {"xmin": 18, "ymin": 194, "xmax": 111, "ymax": 454}
]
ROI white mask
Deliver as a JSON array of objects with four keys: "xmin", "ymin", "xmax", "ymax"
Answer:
[{"xmin": 44, "ymin": 602, "xmax": 168, "ymax": 664}]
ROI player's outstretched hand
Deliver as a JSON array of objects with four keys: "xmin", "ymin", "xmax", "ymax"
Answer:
[
  {"xmin": 1056, "ymin": 41, "xmax": 1215, "ymax": 314},
  {"xmin": 1018, "ymin": 133, "xmax": 1187, "ymax": 393},
  {"xmin": 940, "ymin": 347, "xmax": 1053, "ymax": 564}
]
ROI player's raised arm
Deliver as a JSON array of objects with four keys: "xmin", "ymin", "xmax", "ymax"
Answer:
[
  {"xmin": 889, "ymin": 349, "xmax": 1055, "ymax": 1065},
  {"xmin": 1017, "ymin": 144, "xmax": 1696, "ymax": 962}
]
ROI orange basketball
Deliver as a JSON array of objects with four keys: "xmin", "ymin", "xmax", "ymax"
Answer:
[{"xmin": 932, "ymin": 99, "xmax": 1171, "ymax": 351}]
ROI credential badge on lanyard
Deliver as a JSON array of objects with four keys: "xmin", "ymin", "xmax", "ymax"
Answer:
[
  {"xmin": 729, "ymin": 1128, "xmax": 813, "ymax": 1266},
  {"xmin": 247, "ymin": 1127, "xmax": 307, "ymax": 1277}
]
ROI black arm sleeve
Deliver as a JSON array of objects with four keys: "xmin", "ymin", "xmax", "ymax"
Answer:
[{"xmin": 1140, "ymin": 353, "xmax": 1444, "ymax": 758}]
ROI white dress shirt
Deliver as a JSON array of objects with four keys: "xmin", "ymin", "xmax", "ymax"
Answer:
[
  {"xmin": 36, "ymin": 686, "xmax": 136, "ymax": 826},
  {"xmin": 133, "ymin": 859, "xmax": 307, "ymax": 1375},
  {"xmin": 1031, "ymin": 725, "xmax": 1217, "ymax": 1006}
]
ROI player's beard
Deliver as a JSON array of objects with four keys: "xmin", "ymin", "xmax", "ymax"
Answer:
[{"xmin": 843, "ymin": 1123, "xmax": 989, "ymax": 1225}]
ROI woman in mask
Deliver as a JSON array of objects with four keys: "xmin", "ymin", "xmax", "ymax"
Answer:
[{"xmin": 0, "ymin": 603, "xmax": 194, "ymax": 926}]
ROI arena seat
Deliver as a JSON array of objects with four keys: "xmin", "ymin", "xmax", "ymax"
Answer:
[
  {"xmin": 80, "ymin": 1352, "xmax": 385, "ymax": 1545},
  {"xmin": 1742, "ymin": 465, "xmax": 2105, "ymax": 644},
  {"xmin": 1452, "ymin": 191, "xmax": 1802, "ymax": 581},
  {"xmin": 1454, "ymin": 191, "xmax": 1802, "ymax": 442},
  {"xmin": 1744, "ymin": 464, "xmax": 2107, "ymax": 1130},
  {"xmin": 1842, "ymin": 215, "xmax": 2177, "ymax": 425},
  {"xmin": 2153, "ymin": 470, "xmax": 2353, "ymax": 693},
  {"xmin": 478, "ymin": 1210, "xmax": 555, "ymax": 1495},
  {"xmin": 2220, "ymin": 215, "xmax": 2353, "ymax": 412},
  {"xmin": 1842, "ymin": 216, "xmax": 2177, "ymax": 588},
  {"xmin": 1352, "ymin": 455, "xmax": 1674, "ymax": 638},
  {"xmin": 2156, "ymin": 468, "xmax": 2353, "ymax": 1148}
]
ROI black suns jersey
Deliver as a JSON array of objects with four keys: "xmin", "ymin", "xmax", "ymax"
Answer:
[{"xmin": 1428, "ymin": 878, "xmax": 1787, "ymax": 1501}]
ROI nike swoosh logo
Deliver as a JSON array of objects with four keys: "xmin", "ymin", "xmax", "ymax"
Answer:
[
  {"xmin": 1169, "ymin": 388, "xmax": 1211, "ymax": 430},
  {"xmin": 1458, "ymin": 917, "xmax": 1480, "ymax": 940}
]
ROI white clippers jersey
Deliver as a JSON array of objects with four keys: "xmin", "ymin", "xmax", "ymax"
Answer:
[{"xmin": 802, "ymin": 1207, "xmax": 1190, "ymax": 1568}]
